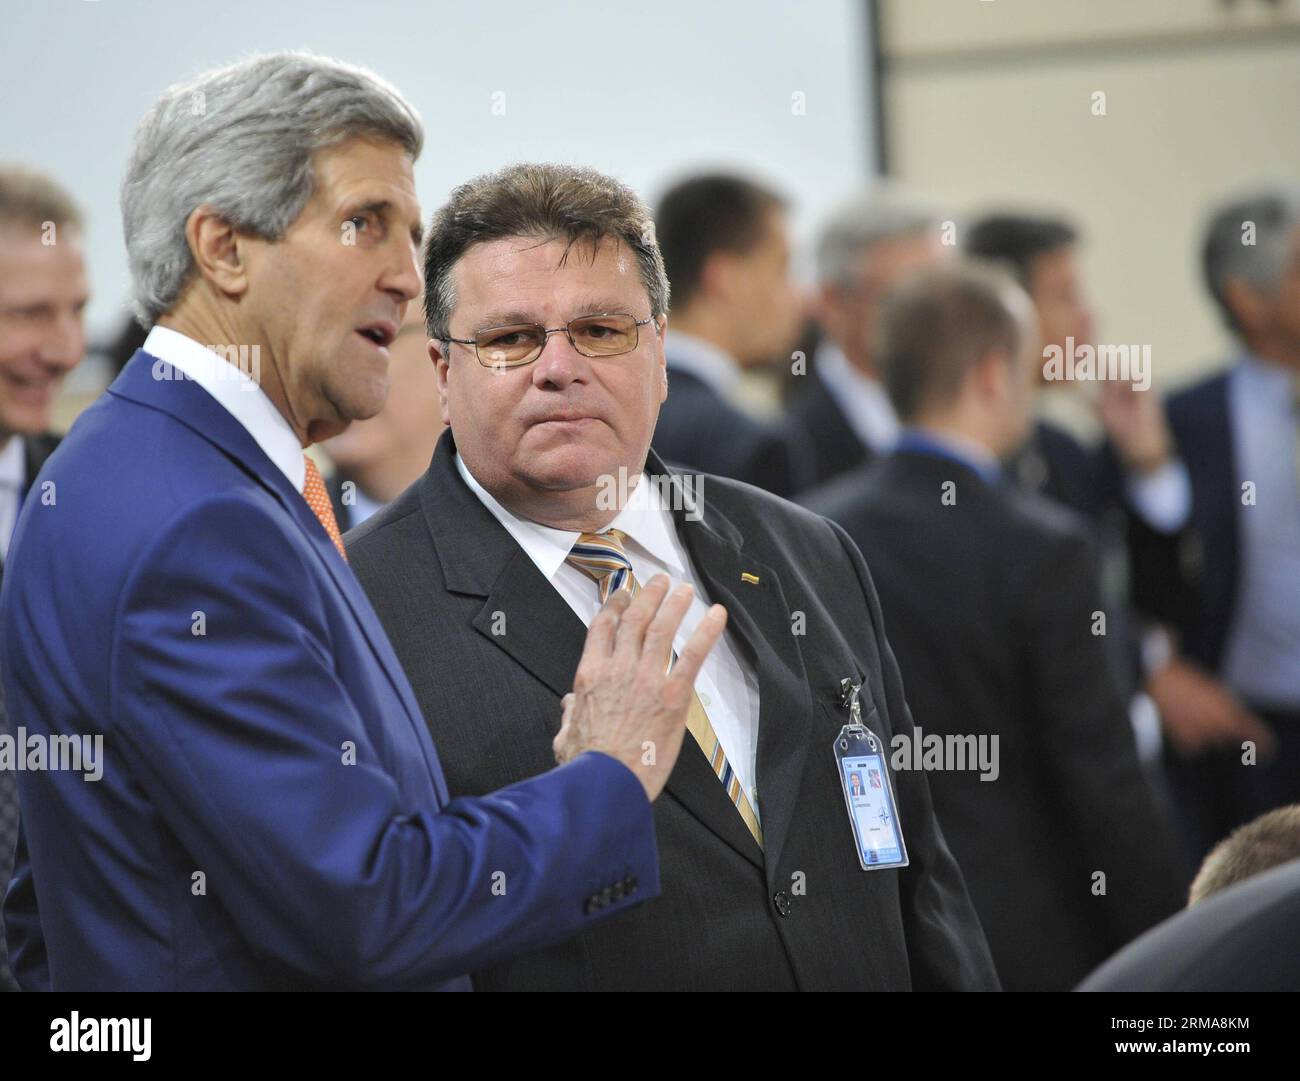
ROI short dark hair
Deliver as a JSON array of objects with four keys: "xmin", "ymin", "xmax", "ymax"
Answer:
[
  {"xmin": 878, "ymin": 261, "xmax": 1025, "ymax": 422},
  {"xmin": 964, "ymin": 214, "xmax": 1078, "ymax": 289},
  {"xmin": 0, "ymin": 163, "xmax": 82, "ymax": 233},
  {"xmin": 1189, "ymin": 804, "xmax": 1300, "ymax": 905},
  {"xmin": 653, "ymin": 173, "xmax": 785, "ymax": 311},
  {"xmin": 423, "ymin": 162, "xmax": 668, "ymax": 341}
]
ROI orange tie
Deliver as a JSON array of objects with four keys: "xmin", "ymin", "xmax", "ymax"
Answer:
[{"xmin": 302, "ymin": 455, "xmax": 348, "ymax": 561}]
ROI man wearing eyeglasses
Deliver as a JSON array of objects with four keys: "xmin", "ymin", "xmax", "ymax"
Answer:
[{"xmin": 346, "ymin": 162, "xmax": 998, "ymax": 991}]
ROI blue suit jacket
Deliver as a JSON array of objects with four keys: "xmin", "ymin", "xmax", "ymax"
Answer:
[
  {"xmin": 1, "ymin": 349, "xmax": 658, "ymax": 990},
  {"xmin": 1162, "ymin": 372, "xmax": 1237, "ymax": 673}
]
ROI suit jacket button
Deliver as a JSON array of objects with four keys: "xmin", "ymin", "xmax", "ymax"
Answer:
[
  {"xmin": 773, "ymin": 891, "xmax": 792, "ymax": 917},
  {"xmin": 624, "ymin": 875, "xmax": 637, "ymax": 893}
]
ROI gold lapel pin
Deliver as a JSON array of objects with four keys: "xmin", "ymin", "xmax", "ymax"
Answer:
[{"xmin": 740, "ymin": 572, "xmax": 760, "ymax": 585}]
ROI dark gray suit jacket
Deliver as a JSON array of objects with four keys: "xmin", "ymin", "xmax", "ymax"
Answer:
[{"xmin": 346, "ymin": 428, "xmax": 998, "ymax": 991}]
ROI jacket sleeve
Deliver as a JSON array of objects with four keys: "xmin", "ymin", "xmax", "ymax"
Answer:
[
  {"xmin": 109, "ymin": 492, "xmax": 659, "ymax": 989},
  {"xmin": 827, "ymin": 519, "xmax": 1002, "ymax": 991}
]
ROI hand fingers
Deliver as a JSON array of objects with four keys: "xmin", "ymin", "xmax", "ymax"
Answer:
[
  {"xmin": 1234, "ymin": 711, "xmax": 1277, "ymax": 759},
  {"xmin": 612, "ymin": 574, "xmax": 670, "ymax": 665},
  {"xmin": 639, "ymin": 582, "xmax": 696, "ymax": 679},
  {"xmin": 579, "ymin": 589, "xmax": 631, "ymax": 670},
  {"xmin": 665, "ymin": 603, "xmax": 728, "ymax": 705}
]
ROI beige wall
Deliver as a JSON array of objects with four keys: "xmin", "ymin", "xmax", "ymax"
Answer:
[{"xmin": 879, "ymin": 0, "xmax": 1300, "ymax": 426}]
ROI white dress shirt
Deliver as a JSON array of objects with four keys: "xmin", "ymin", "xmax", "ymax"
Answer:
[
  {"xmin": 454, "ymin": 452, "xmax": 764, "ymax": 813},
  {"xmin": 143, "ymin": 326, "xmax": 305, "ymax": 493},
  {"xmin": 0, "ymin": 436, "xmax": 26, "ymax": 561},
  {"xmin": 814, "ymin": 341, "xmax": 900, "ymax": 454}
]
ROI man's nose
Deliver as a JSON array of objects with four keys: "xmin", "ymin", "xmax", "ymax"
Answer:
[
  {"xmin": 530, "ymin": 329, "xmax": 586, "ymax": 388},
  {"xmin": 40, "ymin": 310, "xmax": 85, "ymax": 371},
  {"xmin": 382, "ymin": 238, "xmax": 423, "ymax": 305}
]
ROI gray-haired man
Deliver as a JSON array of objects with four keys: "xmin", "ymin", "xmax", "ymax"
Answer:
[
  {"xmin": 786, "ymin": 187, "xmax": 948, "ymax": 490},
  {"xmin": 2, "ymin": 52, "xmax": 724, "ymax": 990}
]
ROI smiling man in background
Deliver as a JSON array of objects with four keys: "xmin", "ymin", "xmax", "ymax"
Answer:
[{"xmin": 0, "ymin": 165, "xmax": 89, "ymax": 991}]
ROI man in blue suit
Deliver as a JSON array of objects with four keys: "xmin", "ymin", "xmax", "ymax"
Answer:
[
  {"xmin": 1137, "ymin": 184, "xmax": 1300, "ymax": 860},
  {"xmin": 0, "ymin": 52, "xmax": 726, "ymax": 991}
]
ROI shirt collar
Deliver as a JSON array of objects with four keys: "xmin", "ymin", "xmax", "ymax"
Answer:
[
  {"xmin": 453, "ymin": 451, "xmax": 686, "ymax": 582},
  {"xmin": 1237, "ymin": 350, "xmax": 1300, "ymax": 399},
  {"xmin": 143, "ymin": 325, "xmax": 306, "ymax": 493},
  {"xmin": 0, "ymin": 436, "xmax": 25, "ymax": 490},
  {"xmin": 814, "ymin": 340, "xmax": 900, "ymax": 453},
  {"xmin": 895, "ymin": 425, "xmax": 1001, "ymax": 484},
  {"xmin": 665, "ymin": 330, "xmax": 743, "ymax": 398}
]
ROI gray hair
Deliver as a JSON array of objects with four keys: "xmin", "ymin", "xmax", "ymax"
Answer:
[
  {"xmin": 122, "ymin": 51, "xmax": 423, "ymax": 327},
  {"xmin": 423, "ymin": 162, "xmax": 669, "ymax": 342},
  {"xmin": 816, "ymin": 185, "xmax": 941, "ymax": 287},
  {"xmin": 1202, "ymin": 183, "xmax": 1300, "ymax": 336}
]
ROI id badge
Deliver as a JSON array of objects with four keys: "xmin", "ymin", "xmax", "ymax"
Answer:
[{"xmin": 834, "ymin": 678, "xmax": 908, "ymax": 870}]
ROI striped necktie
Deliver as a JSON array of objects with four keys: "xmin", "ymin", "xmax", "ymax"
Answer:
[{"xmin": 567, "ymin": 530, "xmax": 762, "ymax": 846}]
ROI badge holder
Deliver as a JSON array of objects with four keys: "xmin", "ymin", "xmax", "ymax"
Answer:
[{"xmin": 834, "ymin": 678, "xmax": 909, "ymax": 871}]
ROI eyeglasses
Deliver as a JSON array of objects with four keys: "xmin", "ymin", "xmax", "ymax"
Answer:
[{"xmin": 445, "ymin": 312, "xmax": 655, "ymax": 369}]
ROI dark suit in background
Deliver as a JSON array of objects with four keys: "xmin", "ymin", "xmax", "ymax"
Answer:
[
  {"xmin": 0, "ymin": 432, "xmax": 59, "ymax": 991},
  {"xmin": 783, "ymin": 368, "xmax": 874, "ymax": 492},
  {"xmin": 653, "ymin": 364, "xmax": 808, "ymax": 498},
  {"xmin": 347, "ymin": 428, "xmax": 999, "ymax": 991},
  {"xmin": 806, "ymin": 447, "xmax": 1188, "ymax": 990}
]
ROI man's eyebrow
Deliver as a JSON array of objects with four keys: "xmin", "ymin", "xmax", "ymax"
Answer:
[
  {"xmin": 344, "ymin": 198, "xmax": 424, "ymax": 246},
  {"xmin": 472, "ymin": 300, "xmax": 638, "ymax": 327},
  {"xmin": 570, "ymin": 298, "xmax": 638, "ymax": 316},
  {"xmin": 471, "ymin": 310, "xmax": 538, "ymax": 329}
]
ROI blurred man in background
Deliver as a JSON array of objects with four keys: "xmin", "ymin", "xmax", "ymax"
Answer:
[
  {"xmin": 326, "ymin": 302, "xmax": 443, "ymax": 530},
  {"xmin": 651, "ymin": 173, "xmax": 807, "ymax": 496},
  {"xmin": 1146, "ymin": 184, "xmax": 1300, "ymax": 859},
  {"xmin": 806, "ymin": 262, "xmax": 1187, "ymax": 990},
  {"xmin": 0, "ymin": 165, "xmax": 88, "ymax": 991},
  {"xmin": 786, "ymin": 188, "xmax": 946, "ymax": 492},
  {"xmin": 965, "ymin": 214, "xmax": 1270, "ymax": 848}
]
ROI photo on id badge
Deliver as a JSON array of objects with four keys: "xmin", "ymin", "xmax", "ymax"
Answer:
[{"xmin": 835, "ymin": 678, "xmax": 908, "ymax": 871}]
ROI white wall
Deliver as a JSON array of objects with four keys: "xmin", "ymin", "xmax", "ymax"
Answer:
[
  {"xmin": 880, "ymin": 0, "xmax": 1300, "ymax": 410},
  {"xmin": 0, "ymin": 0, "xmax": 876, "ymax": 346}
]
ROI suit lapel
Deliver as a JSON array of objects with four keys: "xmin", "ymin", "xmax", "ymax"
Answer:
[
  {"xmin": 660, "ymin": 455, "xmax": 812, "ymax": 878},
  {"xmin": 107, "ymin": 351, "xmax": 435, "ymax": 770},
  {"xmin": 419, "ymin": 436, "xmax": 813, "ymax": 875},
  {"xmin": 419, "ymin": 432, "xmax": 589, "ymax": 698}
]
